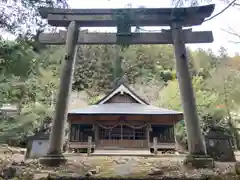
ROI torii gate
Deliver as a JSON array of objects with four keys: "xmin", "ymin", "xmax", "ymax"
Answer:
[{"xmin": 38, "ymin": 4, "xmax": 215, "ymax": 166}]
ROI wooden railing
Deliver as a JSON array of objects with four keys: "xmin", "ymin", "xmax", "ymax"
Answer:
[
  {"xmin": 149, "ymin": 142, "xmax": 175, "ymax": 149},
  {"xmin": 69, "ymin": 141, "xmax": 95, "ymax": 149},
  {"xmin": 98, "ymin": 139, "xmax": 148, "ymax": 148}
]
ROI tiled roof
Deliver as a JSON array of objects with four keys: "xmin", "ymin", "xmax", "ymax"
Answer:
[{"xmin": 68, "ymin": 103, "xmax": 182, "ymax": 115}]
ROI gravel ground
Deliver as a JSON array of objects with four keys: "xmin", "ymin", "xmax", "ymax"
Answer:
[
  {"xmin": 0, "ymin": 147, "xmax": 240, "ymax": 179},
  {"xmin": 63, "ymin": 156, "xmax": 237, "ymax": 178}
]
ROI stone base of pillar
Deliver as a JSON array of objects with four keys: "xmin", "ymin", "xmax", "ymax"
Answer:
[
  {"xmin": 183, "ymin": 154, "xmax": 214, "ymax": 169},
  {"xmin": 39, "ymin": 154, "xmax": 67, "ymax": 167}
]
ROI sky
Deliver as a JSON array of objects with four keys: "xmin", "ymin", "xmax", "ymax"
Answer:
[{"xmin": 67, "ymin": 0, "xmax": 240, "ymax": 56}]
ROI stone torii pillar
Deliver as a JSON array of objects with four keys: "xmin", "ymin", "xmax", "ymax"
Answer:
[
  {"xmin": 39, "ymin": 21, "xmax": 79, "ymax": 166},
  {"xmin": 172, "ymin": 23, "xmax": 213, "ymax": 167},
  {"xmin": 172, "ymin": 23, "xmax": 206, "ymax": 155}
]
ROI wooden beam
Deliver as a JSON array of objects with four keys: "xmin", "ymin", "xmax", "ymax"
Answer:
[
  {"xmin": 38, "ymin": 30, "xmax": 213, "ymax": 45},
  {"xmin": 39, "ymin": 4, "xmax": 215, "ymax": 27}
]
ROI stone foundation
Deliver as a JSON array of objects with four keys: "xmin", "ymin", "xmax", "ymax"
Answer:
[
  {"xmin": 183, "ymin": 154, "xmax": 214, "ymax": 169},
  {"xmin": 39, "ymin": 154, "xmax": 67, "ymax": 167}
]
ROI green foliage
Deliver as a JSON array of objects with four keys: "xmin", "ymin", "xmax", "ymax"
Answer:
[
  {"xmin": 0, "ymin": 41, "xmax": 36, "ymax": 77},
  {"xmin": 0, "ymin": 103, "xmax": 53, "ymax": 144},
  {"xmin": 73, "ymin": 45, "xmax": 116, "ymax": 92},
  {"xmin": 0, "ymin": 40, "xmax": 59, "ymax": 144},
  {"xmin": 72, "ymin": 44, "xmax": 176, "ymax": 94},
  {"xmin": 157, "ymin": 49, "xmax": 240, "ymax": 146},
  {"xmin": 0, "ymin": 0, "xmax": 68, "ymax": 35}
]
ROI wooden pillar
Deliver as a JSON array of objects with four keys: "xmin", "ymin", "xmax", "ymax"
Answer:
[
  {"xmin": 71, "ymin": 125, "xmax": 74, "ymax": 141},
  {"xmin": 171, "ymin": 23, "xmax": 206, "ymax": 155},
  {"xmin": 171, "ymin": 126, "xmax": 175, "ymax": 142},
  {"xmin": 173, "ymin": 125, "xmax": 177, "ymax": 150},
  {"xmin": 133, "ymin": 128, "xmax": 135, "ymax": 140},
  {"xmin": 153, "ymin": 137, "xmax": 158, "ymax": 155},
  {"xmin": 121, "ymin": 124, "xmax": 123, "ymax": 140},
  {"xmin": 146, "ymin": 124, "xmax": 150, "ymax": 147},
  {"xmin": 94, "ymin": 124, "xmax": 99, "ymax": 144},
  {"xmin": 41, "ymin": 21, "xmax": 79, "ymax": 166},
  {"xmin": 76, "ymin": 124, "xmax": 80, "ymax": 141},
  {"xmin": 69, "ymin": 123, "xmax": 73, "ymax": 142},
  {"xmin": 88, "ymin": 136, "xmax": 92, "ymax": 156}
]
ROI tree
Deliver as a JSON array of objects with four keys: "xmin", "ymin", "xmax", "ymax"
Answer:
[
  {"xmin": 73, "ymin": 45, "xmax": 116, "ymax": 93},
  {"xmin": 0, "ymin": 40, "xmax": 37, "ymax": 78},
  {"xmin": 228, "ymin": 54, "xmax": 240, "ymax": 70},
  {"xmin": 0, "ymin": 39, "xmax": 63, "ymax": 143},
  {"xmin": 205, "ymin": 64, "xmax": 240, "ymax": 149},
  {"xmin": 0, "ymin": 0, "xmax": 68, "ymax": 36},
  {"xmin": 73, "ymin": 44, "xmax": 176, "ymax": 94},
  {"xmin": 157, "ymin": 75, "xmax": 227, "ymax": 145},
  {"xmin": 191, "ymin": 48, "xmax": 218, "ymax": 78},
  {"xmin": 132, "ymin": 77, "xmax": 165, "ymax": 105}
]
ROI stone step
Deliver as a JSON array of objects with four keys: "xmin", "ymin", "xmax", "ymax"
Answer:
[
  {"xmin": 92, "ymin": 149, "xmax": 153, "ymax": 156},
  {"xmin": 96, "ymin": 146, "xmax": 148, "ymax": 150}
]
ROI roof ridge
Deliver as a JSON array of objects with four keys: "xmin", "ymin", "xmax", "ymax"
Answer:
[{"xmin": 95, "ymin": 83, "xmax": 149, "ymax": 105}]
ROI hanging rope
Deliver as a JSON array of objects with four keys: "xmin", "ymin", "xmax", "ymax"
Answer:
[
  {"xmin": 96, "ymin": 121, "xmax": 121, "ymax": 130},
  {"xmin": 124, "ymin": 122, "xmax": 149, "ymax": 129},
  {"xmin": 96, "ymin": 120, "xmax": 149, "ymax": 130}
]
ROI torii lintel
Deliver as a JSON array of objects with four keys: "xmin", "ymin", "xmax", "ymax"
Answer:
[{"xmin": 38, "ymin": 4, "xmax": 215, "ymax": 27}]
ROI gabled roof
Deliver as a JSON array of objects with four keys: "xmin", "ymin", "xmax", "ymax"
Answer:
[
  {"xmin": 96, "ymin": 83, "xmax": 149, "ymax": 105},
  {"xmin": 68, "ymin": 103, "xmax": 183, "ymax": 117}
]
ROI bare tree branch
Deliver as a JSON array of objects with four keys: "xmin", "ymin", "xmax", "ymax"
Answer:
[
  {"xmin": 221, "ymin": 25, "xmax": 240, "ymax": 43},
  {"xmin": 228, "ymin": 40, "xmax": 240, "ymax": 44},
  {"xmin": 221, "ymin": 28, "xmax": 240, "ymax": 38}
]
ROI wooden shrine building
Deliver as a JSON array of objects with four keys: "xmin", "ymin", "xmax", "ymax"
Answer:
[{"xmin": 68, "ymin": 83, "xmax": 183, "ymax": 152}]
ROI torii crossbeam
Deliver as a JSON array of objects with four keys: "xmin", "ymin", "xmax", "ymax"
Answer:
[
  {"xmin": 38, "ymin": 4, "xmax": 215, "ymax": 167},
  {"xmin": 39, "ymin": 29, "xmax": 213, "ymax": 45},
  {"xmin": 39, "ymin": 5, "xmax": 214, "ymax": 27}
]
